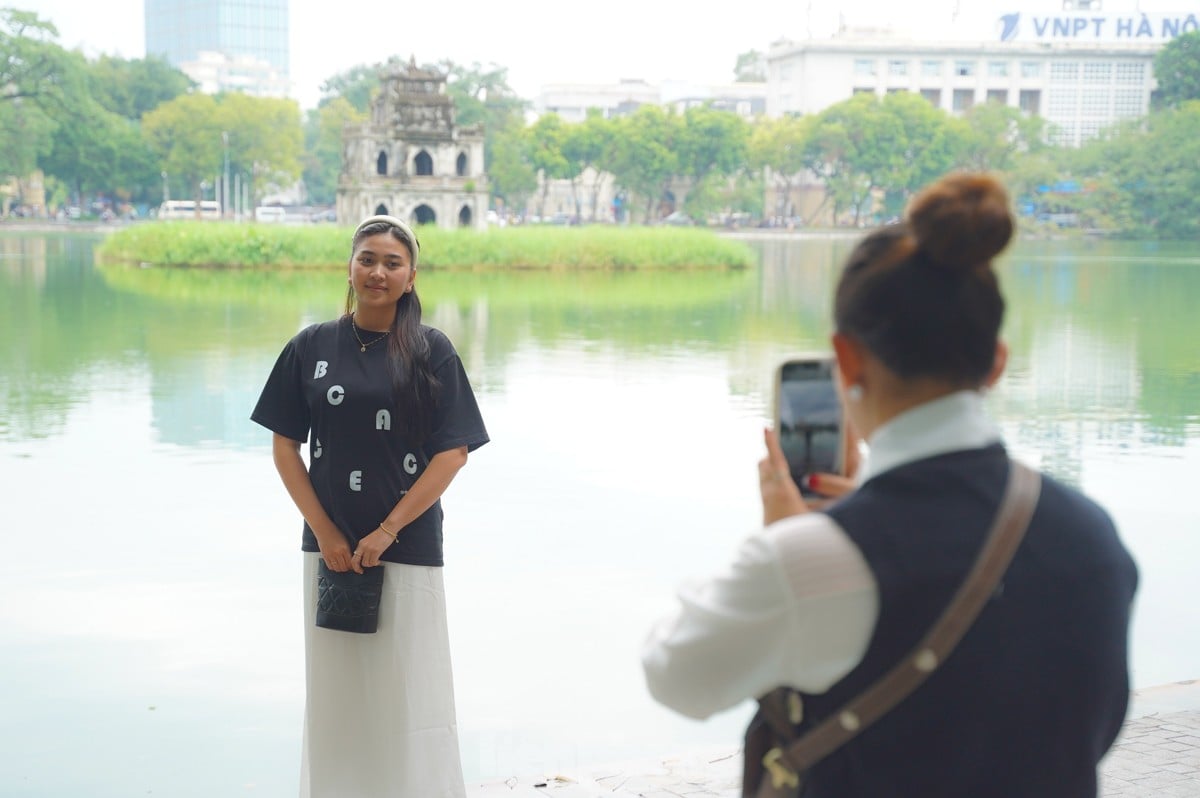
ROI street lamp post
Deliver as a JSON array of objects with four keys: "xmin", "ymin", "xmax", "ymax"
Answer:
[{"xmin": 222, "ymin": 131, "xmax": 230, "ymax": 220}]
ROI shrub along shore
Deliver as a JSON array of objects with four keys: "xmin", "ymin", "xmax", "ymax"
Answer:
[{"xmin": 96, "ymin": 222, "xmax": 756, "ymax": 270}]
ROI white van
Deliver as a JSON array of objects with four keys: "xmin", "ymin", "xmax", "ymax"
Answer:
[{"xmin": 254, "ymin": 206, "xmax": 287, "ymax": 223}]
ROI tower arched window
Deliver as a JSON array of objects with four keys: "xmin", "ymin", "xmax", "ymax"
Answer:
[
  {"xmin": 376, "ymin": 151, "xmax": 388, "ymax": 176},
  {"xmin": 415, "ymin": 151, "xmax": 433, "ymax": 176}
]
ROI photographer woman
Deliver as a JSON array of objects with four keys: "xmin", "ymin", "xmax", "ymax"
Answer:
[
  {"xmin": 253, "ymin": 215, "xmax": 488, "ymax": 798},
  {"xmin": 642, "ymin": 174, "xmax": 1137, "ymax": 797}
]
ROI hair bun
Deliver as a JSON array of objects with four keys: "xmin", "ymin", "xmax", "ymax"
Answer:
[{"xmin": 907, "ymin": 173, "xmax": 1013, "ymax": 271}]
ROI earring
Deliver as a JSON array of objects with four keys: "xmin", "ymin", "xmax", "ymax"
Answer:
[{"xmin": 847, "ymin": 384, "xmax": 864, "ymax": 402}]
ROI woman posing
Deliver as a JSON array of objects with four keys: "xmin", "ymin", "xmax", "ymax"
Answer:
[
  {"xmin": 253, "ymin": 215, "xmax": 489, "ymax": 797},
  {"xmin": 642, "ymin": 174, "xmax": 1137, "ymax": 797}
]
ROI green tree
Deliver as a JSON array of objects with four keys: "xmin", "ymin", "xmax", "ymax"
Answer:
[
  {"xmin": 435, "ymin": 59, "xmax": 527, "ymax": 132},
  {"xmin": 876, "ymin": 91, "xmax": 967, "ymax": 216},
  {"xmin": 1, "ymin": 8, "xmax": 77, "ymax": 110},
  {"xmin": 678, "ymin": 105, "xmax": 750, "ymax": 184},
  {"xmin": 805, "ymin": 94, "xmax": 906, "ymax": 225},
  {"xmin": 606, "ymin": 106, "xmax": 682, "ymax": 222},
  {"xmin": 87, "ymin": 54, "xmax": 194, "ymax": 120},
  {"xmin": 486, "ymin": 117, "xmax": 536, "ymax": 215},
  {"xmin": 526, "ymin": 112, "xmax": 572, "ymax": 218},
  {"xmin": 218, "ymin": 92, "xmax": 304, "ymax": 202},
  {"xmin": 959, "ymin": 101, "xmax": 1047, "ymax": 173},
  {"xmin": 748, "ymin": 114, "xmax": 814, "ymax": 221},
  {"xmin": 562, "ymin": 109, "xmax": 616, "ymax": 221},
  {"xmin": 41, "ymin": 93, "xmax": 157, "ymax": 204},
  {"xmin": 302, "ymin": 96, "xmax": 364, "ymax": 205},
  {"xmin": 318, "ymin": 60, "xmax": 392, "ymax": 113},
  {"xmin": 0, "ymin": 8, "xmax": 78, "ymax": 187},
  {"xmin": 142, "ymin": 93, "xmax": 224, "ymax": 211},
  {"xmin": 1154, "ymin": 30, "xmax": 1200, "ymax": 108},
  {"xmin": 734, "ymin": 49, "xmax": 766, "ymax": 82},
  {"xmin": 1076, "ymin": 102, "xmax": 1200, "ymax": 237}
]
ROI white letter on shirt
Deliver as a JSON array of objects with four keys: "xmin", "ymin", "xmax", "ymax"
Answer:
[
  {"xmin": 314, "ymin": 361, "xmax": 328, "ymax": 379},
  {"xmin": 327, "ymin": 385, "xmax": 344, "ymax": 405},
  {"xmin": 349, "ymin": 470, "xmax": 362, "ymax": 492},
  {"xmin": 376, "ymin": 410, "xmax": 392, "ymax": 430}
]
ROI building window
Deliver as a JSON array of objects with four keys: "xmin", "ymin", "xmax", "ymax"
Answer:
[
  {"xmin": 1115, "ymin": 62, "xmax": 1145, "ymax": 83},
  {"xmin": 376, "ymin": 151, "xmax": 388, "ymax": 176},
  {"xmin": 1079, "ymin": 120, "xmax": 1105, "ymax": 142},
  {"xmin": 779, "ymin": 63, "xmax": 793, "ymax": 81},
  {"xmin": 456, "ymin": 152, "xmax": 468, "ymax": 177},
  {"xmin": 1080, "ymin": 88, "xmax": 1109, "ymax": 116},
  {"xmin": 920, "ymin": 88, "xmax": 942, "ymax": 106},
  {"xmin": 414, "ymin": 150, "xmax": 433, "ymax": 176},
  {"xmin": 888, "ymin": 60, "xmax": 908, "ymax": 76},
  {"xmin": 952, "ymin": 89, "xmax": 975, "ymax": 111},
  {"xmin": 1112, "ymin": 89, "xmax": 1144, "ymax": 117},
  {"xmin": 853, "ymin": 87, "xmax": 875, "ymax": 95},
  {"xmin": 1048, "ymin": 90, "xmax": 1079, "ymax": 117},
  {"xmin": 921, "ymin": 60, "xmax": 942, "ymax": 77},
  {"xmin": 1083, "ymin": 62, "xmax": 1112, "ymax": 83},
  {"xmin": 1021, "ymin": 61, "xmax": 1042, "ymax": 78},
  {"xmin": 986, "ymin": 89, "xmax": 1008, "ymax": 104},
  {"xmin": 1051, "ymin": 122, "xmax": 1077, "ymax": 147},
  {"xmin": 854, "ymin": 59, "xmax": 876, "ymax": 77},
  {"xmin": 988, "ymin": 61, "xmax": 1009, "ymax": 78},
  {"xmin": 954, "ymin": 60, "xmax": 976, "ymax": 77},
  {"xmin": 1019, "ymin": 89, "xmax": 1041, "ymax": 115},
  {"xmin": 1050, "ymin": 62, "xmax": 1079, "ymax": 82}
]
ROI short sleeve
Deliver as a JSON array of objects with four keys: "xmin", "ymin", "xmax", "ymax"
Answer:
[
  {"xmin": 425, "ymin": 330, "xmax": 489, "ymax": 456},
  {"xmin": 250, "ymin": 336, "xmax": 310, "ymax": 443}
]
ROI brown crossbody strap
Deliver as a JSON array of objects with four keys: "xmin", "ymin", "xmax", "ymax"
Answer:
[{"xmin": 777, "ymin": 460, "xmax": 1042, "ymax": 774}]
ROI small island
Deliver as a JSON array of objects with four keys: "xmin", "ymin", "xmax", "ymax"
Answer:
[{"xmin": 95, "ymin": 221, "xmax": 757, "ymax": 270}]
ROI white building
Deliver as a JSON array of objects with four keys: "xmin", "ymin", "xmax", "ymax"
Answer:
[
  {"xmin": 179, "ymin": 50, "xmax": 290, "ymax": 98},
  {"xmin": 765, "ymin": 7, "xmax": 1194, "ymax": 145},
  {"xmin": 536, "ymin": 79, "xmax": 767, "ymax": 122}
]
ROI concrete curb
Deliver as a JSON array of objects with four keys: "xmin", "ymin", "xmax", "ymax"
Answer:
[{"xmin": 468, "ymin": 681, "xmax": 1200, "ymax": 797}]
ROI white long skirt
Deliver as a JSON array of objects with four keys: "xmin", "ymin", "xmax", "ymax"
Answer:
[{"xmin": 300, "ymin": 553, "xmax": 467, "ymax": 798}]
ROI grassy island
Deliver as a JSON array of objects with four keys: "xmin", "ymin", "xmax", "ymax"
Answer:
[{"xmin": 96, "ymin": 221, "xmax": 756, "ymax": 270}]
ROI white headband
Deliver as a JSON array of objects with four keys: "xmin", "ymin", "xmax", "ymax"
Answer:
[{"xmin": 353, "ymin": 214, "xmax": 420, "ymax": 260}]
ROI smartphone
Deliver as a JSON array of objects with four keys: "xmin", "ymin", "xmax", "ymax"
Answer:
[{"xmin": 774, "ymin": 357, "xmax": 843, "ymax": 497}]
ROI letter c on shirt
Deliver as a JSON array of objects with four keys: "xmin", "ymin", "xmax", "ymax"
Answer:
[
  {"xmin": 403, "ymin": 453, "xmax": 418, "ymax": 475},
  {"xmin": 327, "ymin": 385, "xmax": 345, "ymax": 405}
]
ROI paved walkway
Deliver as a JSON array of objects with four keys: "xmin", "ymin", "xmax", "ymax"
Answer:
[{"xmin": 468, "ymin": 680, "xmax": 1200, "ymax": 797}]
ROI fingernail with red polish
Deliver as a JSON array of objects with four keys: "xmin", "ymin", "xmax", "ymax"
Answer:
[{"xmin": 806, "ymin": 474, "xmax": 820, "ymax": 491}]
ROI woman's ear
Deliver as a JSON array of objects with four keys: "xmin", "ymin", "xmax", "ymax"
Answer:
[
  {"xmin": 985, "ymin": 340, "xmax": 1009, "ymax": 388},
  {"xmin": 832, "ymin": 332, "xmax": 864, "ymax": 392}
]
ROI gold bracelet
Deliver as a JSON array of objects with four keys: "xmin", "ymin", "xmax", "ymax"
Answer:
[{"xmin": 378, "ymin": 523, "xmax": 398, "ymax": 541}]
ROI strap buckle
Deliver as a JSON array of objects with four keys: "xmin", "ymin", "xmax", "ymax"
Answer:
[{"xmin": 762, "ymin": 747, "xmax": 800, "ymax": 790}]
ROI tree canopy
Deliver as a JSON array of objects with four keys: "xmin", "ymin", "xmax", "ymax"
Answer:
[{"xmin": 1154, "ymin": 30, "xmax": 1200, "ymax": 107}]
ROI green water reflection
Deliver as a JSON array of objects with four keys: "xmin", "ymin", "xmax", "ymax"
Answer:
[{"xmin": 1, "ymin": 231, "xmax": 1198, "ymax": 797}]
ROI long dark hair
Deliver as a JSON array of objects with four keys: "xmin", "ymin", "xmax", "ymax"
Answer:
[
  {"xmin": 345, "ymin": 219, "xmax": 441, "ymax": 445},
  {"xmin": 834, "ymin": 173, "xmax": 1013, "ymax": 387}
]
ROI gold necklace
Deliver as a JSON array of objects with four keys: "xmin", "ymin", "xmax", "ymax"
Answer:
[{"xmin": 350, "ymin": 314, "xmax": 389, "ymax": 352}]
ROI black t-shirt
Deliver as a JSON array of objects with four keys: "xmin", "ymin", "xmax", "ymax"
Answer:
[{"xmin": 251, "ymin": 317, "xmax": 489, "ymax": 566}]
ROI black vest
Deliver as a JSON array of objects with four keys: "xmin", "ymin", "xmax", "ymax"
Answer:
[{"xmin": 801, "ymin": 445, "xmax": 1137, "ymax": 798}]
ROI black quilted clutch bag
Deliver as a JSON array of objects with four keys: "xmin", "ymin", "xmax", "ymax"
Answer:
[{"xmin": 315, "ymin": 560, "xmax": 385, "ymax": 634}]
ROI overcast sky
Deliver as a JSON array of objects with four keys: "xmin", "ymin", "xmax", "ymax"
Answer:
[{"xmin": 21, "ymin": 0, "xmax": 1185, "ymax": 108}]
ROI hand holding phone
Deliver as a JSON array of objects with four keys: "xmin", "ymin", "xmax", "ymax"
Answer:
[{"xmin": 774, "ymin": 357, "xmax": 844, "ymax": 499}]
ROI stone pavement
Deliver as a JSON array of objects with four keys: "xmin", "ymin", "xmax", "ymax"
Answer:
[{"xmin": 467, "ymin": 680, "xmax": 1200, "ymax": 797}]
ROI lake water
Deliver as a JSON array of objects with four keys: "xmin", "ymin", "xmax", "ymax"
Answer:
[{"xmin": 1, "ymin": 230, "xmax": 1197, "ymax": 796}]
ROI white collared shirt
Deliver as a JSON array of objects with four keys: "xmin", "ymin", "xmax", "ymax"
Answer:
[{"xmin": 641, "ymin": 390, "xmax": 1002, "ymax": 720}]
